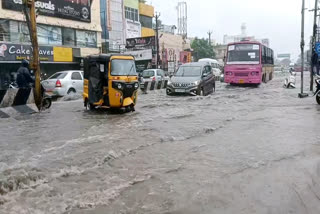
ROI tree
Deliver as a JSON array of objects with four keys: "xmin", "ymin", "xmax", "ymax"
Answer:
[{"xmin": 191, "ymin": 37, "xmax": 216, "ymax": 61}]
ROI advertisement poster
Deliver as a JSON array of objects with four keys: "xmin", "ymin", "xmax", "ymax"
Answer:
[{"xmin": 2, "ymin": 0, "xmax": 91, "ymax": 22}]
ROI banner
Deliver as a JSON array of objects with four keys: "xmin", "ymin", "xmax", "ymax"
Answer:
[
  {"xmin": 126, "ymin": 36, "xmax": 155, "ymax": 49},
  {"xmin": 2, "ymin": 0, "xmax": 91, "ymax": 23}
]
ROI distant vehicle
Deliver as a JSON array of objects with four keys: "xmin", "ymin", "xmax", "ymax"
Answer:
[
  {"xmin": 224, "ymin": 41, "xmax": 274, "ymax": 85},
  {"xmin": 166, "ymin": 62, "xmax": 215, "ymax": 96},
  {"xmin": 42, "ymin": 70, "xmax": 84, "ymax": 97},
  {"xmin": 198, "ymin": 58, "xmax": 222, "ymax": 78},
  {"xmin": 140, "ymin": 69, "xmax": 169, "ymax": 90}
]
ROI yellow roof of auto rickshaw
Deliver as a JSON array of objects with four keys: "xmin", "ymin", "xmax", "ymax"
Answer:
[{"xmin": 86, "ymin": 54, "xmax": 134, "ymax": 63}]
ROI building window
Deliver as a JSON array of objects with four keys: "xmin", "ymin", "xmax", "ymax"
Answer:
[
  {"xmin": 9, "ymin": 21, "xmax": 30, "ymax": 43},
  {"xmin": 140, "ymin": 15, "xmax": 152, "ymax": 29},
  {"xmin": 0, "ymin": 20, "xmax": 10, "ymax": 42},
  {"xmin": 125, "ymin": 7, "xmax": 139, "ymax": 22},
  {"xmin": 37, "ymin": 25, "xmax": 62, "ymax": 45},
  {"xmin": 76, "ymin": 30, "xmax": 97, "ymax": 48},
  {"xmin": 63, "ymin": 28, "xmax": 76, "ymax": 46}
]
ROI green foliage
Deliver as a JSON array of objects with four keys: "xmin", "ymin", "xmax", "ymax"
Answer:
[{"xmin": 191, "ymin": 37, "xmax": 216, "ymax": 61}]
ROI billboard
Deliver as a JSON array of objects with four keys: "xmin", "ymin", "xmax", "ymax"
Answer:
[
  {"xmin": 2, "ymin": 0, "xmax": 91, "ymax": 23},
  {"xmin": 126, "ymin": 36, "xmax": 155, "ymax": 49}
]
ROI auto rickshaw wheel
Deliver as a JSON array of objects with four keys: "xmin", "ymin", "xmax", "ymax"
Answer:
[{"xmin": 85, "ymin": 100, "xmax": 95, "ymax": 110}]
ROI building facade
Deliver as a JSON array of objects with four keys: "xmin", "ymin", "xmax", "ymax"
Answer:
[
  {"xmin": 0, "ymin": 0, "xmax": 102, "ymax": 87},
  {"xmin": 159, "ymin": 33, "xmax": 191, "ymax": 72},
  {"xmin": 139, "ymin": 2, "xmax": 154, "ymax": 38},
  {"xmin": 107, "ymin": 0, "xmax": 126, "ymax": 52},
  {"xmin": 124, "ymin": 0, "xmax": 141, "ymax": 39}
]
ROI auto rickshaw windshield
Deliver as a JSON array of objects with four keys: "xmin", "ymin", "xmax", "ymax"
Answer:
[{"xmin": 111, "ymin": 59, "xmax": 137, "ymax": 76}]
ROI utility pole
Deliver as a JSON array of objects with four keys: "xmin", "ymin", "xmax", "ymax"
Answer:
[
  {"xmin": 208, "ymin": 30, "xmax": 213, "ymax": 46},
  {"xmin": 155, "ymin": 12, "xmax": 161, "ymax": 68},
  {"xmin": 23, "ymin": 0, "xmax": 42, "ymax": 109},
  {"xmin": 311, "ymin": 0, "xmax": 318, "ymax": 91},
  {"xmin": 299, "ymin": 0, "xmax": 309, "ymax": 98}
]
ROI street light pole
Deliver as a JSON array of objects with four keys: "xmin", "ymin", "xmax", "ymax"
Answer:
[
  {"xmin": 23, "ymin": 0, "xmax": 42, "ymax": 110},
  {"xmin": 311, "ymin": 0, "xmax": 318, "ymax": 91},
  {"xmin": 155, "ymin": 12, "xmax": 160, "ymax": 68},
  {"xmin": 299, "ymin": 0, "xmax": 309, "ymax": 98}
]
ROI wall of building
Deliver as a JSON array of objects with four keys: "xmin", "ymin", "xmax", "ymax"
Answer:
[
  {"xmin": 124, "ymin": 0, "xmax": 139, "ymax": 9},
  {"xmin": 139, "ymin": 3, "xmax": 154, "ymax": 17},
  {"xmin": 0, "ymin": 0, "xmax": 101, "ymax": 33},
  {"xmin": 159, "ymin": 33, "xmax": 191, "ymax": 70},
  {"xmin": 0, "ymin": 0, "xmax": 102, "ymax": 57},
  {"xmin": 139, "ymin": 3, "xmax": 154, "ymax": 38},
  {"xmin": 108, "ymin": 0, "xmax": 126, "ymax": 52}
]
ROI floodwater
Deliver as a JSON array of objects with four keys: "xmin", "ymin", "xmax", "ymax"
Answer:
[{"xmin": 0, "ymin": 73, "xmax": 319, "ymax": 214}]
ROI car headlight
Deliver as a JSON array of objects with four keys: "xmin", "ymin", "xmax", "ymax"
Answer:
[
  {"xmin": 134, "ymin": 82, "xmax": 139, "ymax": 89},
  {"xmin": 191, "ymin": 80, "xmax": 200, "ymax": 86},
  {"xmin": 117, "ymin": 83, "xmax": 122, "ymax": 89},
  {"xmin": 167, "ymin": 80, "xmax": 172, "ymax": 86}
]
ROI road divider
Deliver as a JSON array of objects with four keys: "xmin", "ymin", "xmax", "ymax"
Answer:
[
  {"xmin": 141, "ymin": 80, "xmax": 168, "ymax": 93},
  {"xmin": 0, "ymin": 88, "xmax": 38, "ymax": 118}
]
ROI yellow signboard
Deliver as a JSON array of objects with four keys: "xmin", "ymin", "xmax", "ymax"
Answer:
[{"xmin": 53, "ymin": 47, "xmax": 73, "ymax": 62}]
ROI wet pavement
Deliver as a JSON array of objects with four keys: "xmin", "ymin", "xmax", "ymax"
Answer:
[{"xmin": 0, "ymin": 73, "xmax": 319, "ymax": 214}]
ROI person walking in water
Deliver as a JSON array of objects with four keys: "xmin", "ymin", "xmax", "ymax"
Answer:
[{"xmin": 14, "ymin": 60, "xmax": 35, "ymax": 106}]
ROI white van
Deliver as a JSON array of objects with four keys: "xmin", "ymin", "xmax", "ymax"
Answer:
[{"xmin": 198, "ymin": 58, "xmax": 222, "ymax": 77}]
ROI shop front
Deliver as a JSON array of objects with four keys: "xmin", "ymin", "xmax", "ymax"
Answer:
[{"xmin": 0, "ymin": 43, "xmax": 80, "ymax": 89}]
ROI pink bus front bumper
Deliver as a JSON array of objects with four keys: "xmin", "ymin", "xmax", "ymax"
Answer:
[{"xmin": 224, "ymin": 76, "xmax": 261, "ymax": 84}]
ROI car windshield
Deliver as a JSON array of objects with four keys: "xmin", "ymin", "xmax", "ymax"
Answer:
[
  {"xmin": 48, "ymin": 73, "xmax": 67, "ymax": 80},
  {"xmin": 111, "ymin": 60, "xmax": 137, "ymax": 76},
  {"xmin": 174, "ymin": 66, "xmax": 202, "ymax": 77},
  {"xmin": 227, "ymin": 44, "xmax": 260, "ymax": 64},
  {"xmin": 142, "ymin": 70, "xmax": 155, "ymax": 78}
]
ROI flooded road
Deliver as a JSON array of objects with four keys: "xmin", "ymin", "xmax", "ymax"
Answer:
[{"xmin": 0, "ymin": 73, "xmax": 319, "ymax": 214}]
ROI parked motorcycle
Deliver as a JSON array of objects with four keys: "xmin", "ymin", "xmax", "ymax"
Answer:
[
  {"xmin": 284, "ymin": 70, "xmax": 296, "ymax": 88},
  {"xmin": 314, "ymin": 75, "xmax": 320, "ymax": 105}
]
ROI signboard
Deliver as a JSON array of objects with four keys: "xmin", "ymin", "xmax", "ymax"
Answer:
[
  {"xmin": 126, "ymin": 21, "xmax": 141, "ymax": 39},
  {"xmin": 126, "ymin": 36, "xmax": 155, "ymax": 49},
  {"xmin": 277, "ymin": 54, "xmax": 291, "ymax": 59},
  {"xmin": 53, "ymin": 47, "xmax": 73, "ymax": 62},
  {"xmin": 124, "ymin": 49, "xmax": 152, "ymax": 61},
  {"xmin": 2, "ymin": 0, "xmax": 91, "ymax": 22},
  {"xmin": 316, "ymin": 43, "xmax": 320, "ymax": 56},
  {"xmin": 0, "ymin": 43, "xmax": 74, "ymax": 62},
  {"xmin": 168, "ymin": 61, "xmax": 175, "ymax": 74}
]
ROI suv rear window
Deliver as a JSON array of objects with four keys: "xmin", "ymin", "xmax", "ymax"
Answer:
[
  {"xmin": 142, "ymin": 70, "xmax": 155, "ymax": 78},
  {"xmin": 49, "ymin": 73, "xmax": 67, "ymax": 80}
]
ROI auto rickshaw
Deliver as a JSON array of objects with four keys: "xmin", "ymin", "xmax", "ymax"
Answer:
[{"xmin": 83, "ymin": 54, "xmax": 139, "ymax": 111}]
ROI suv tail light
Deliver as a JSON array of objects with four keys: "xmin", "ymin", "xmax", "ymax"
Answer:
[
  {"xmin": 152, "ymin": 76, "xmax": 156, "ymax": 81},
  {"xmin": 56, "ymin": 80, "xmax": 62, "ymax": 87}
]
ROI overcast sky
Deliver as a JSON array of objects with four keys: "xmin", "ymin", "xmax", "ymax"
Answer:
[{"xmin": 148, "ymin": 0, "xmax": 316, "ymax": 60}]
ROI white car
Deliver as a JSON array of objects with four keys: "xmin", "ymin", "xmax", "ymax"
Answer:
[
  {"xmin": 198, "ymin": 58, "xmax": 222, "ymax": 77},
  {"xmin": 140, "ymin": 69, "xmax": 170, "ymax": 89},
  {"xmin": 42, "ymin": 70, "xmax": 84, "ymax": 97}
]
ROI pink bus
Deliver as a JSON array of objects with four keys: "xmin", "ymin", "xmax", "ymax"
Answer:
[{"xmin": 224, "ymin": 41, "xmax": 274, "ymax": 85}]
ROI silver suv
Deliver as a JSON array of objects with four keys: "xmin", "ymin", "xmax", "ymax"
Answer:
[{"xmin": 42, "ymin": 70, "xmax": 84, "ymax": 97}]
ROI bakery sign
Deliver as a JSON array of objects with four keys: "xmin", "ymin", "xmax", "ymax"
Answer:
[
  {"xmin": 0, "ymin": 43, "xmax": 54, "ymax": 62},
  {"xmin": 2, "ymin": 0, "xmax": 91, "ymax": 22}
]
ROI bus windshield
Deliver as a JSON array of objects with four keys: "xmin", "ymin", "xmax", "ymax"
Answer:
[
  {"xmin": 227, "ymin": 44, "xmax": 260, "ymax": 65},
  {"xmin": 175, "ymin": 66, "xmax": 202, "ymax": 77},
  {"xmin": 111, "ymin": 60, "xmax": 137, "ymax": 76}
]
